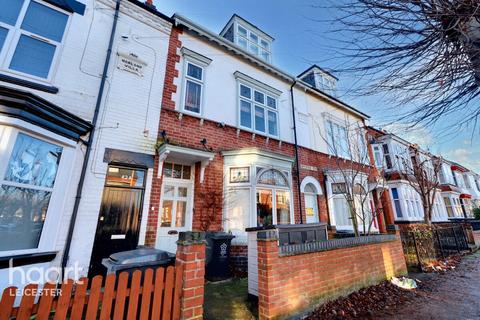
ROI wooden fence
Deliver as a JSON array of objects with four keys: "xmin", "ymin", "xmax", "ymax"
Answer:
[{"xmin": 0, "ymin": 265, "xmax": 183, "ymax": 320}]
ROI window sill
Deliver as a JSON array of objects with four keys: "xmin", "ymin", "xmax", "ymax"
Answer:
[
  {"xmin": 0, "ymin": 73, "xmax": 59, "ymax": 94},
  {"xmin": 0, "ymin": 251, "xmax": 58, "ymax": 269}
]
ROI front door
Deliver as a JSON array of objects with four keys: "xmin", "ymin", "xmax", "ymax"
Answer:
[
  {"xmin": 156, "ymin": 162, "xmax": 193, "ymax": 253},
  {"xmin": 305, "ymin": 193, "xmax": 319, "ymax": 224},
  {"xmin": 89, "ymin": 166, "xmax": 146, "ymax": 277}
]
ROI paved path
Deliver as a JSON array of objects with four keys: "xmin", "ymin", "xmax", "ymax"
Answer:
[{"xmin": 377, "ymin": 251, "xmax": 480, "ymax": 320}]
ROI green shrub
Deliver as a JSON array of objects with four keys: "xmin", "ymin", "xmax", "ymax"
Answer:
[{"xmin": 473, "ymin": 208, "xmax": 480, "ymax": 220}]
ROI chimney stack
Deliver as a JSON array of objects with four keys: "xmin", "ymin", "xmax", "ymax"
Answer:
[{"xmin": 145, "ymin": 0, "xmax": 155, "ymax": 8}]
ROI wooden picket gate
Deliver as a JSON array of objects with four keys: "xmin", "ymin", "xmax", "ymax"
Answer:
[{"xmin": 0, "ymin": 265, "xmax": 183, "ymax": 320}]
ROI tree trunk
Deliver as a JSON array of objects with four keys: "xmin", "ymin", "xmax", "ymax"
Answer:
[
  {"xmin": 423, "ymin": 204, "xmax": 431, "ymax": 225},
  {"xmin": 348, "ymin": 199, "xmax": 359, "ymax": 237}
]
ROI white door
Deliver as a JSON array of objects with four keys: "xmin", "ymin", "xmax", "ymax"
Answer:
[
  {"xmin": 305, "ymin": 193, "xmax": 319, "ymax": 224},
  {"xmin": 333, "ymin": 196, "xmax": 352, "ymax": 230},
  {"xmin": 156, "ymin": 163, "xmax": 194, "ymax": 253}
]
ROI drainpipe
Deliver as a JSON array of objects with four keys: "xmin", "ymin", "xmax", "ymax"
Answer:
[
  {"xmin": 61, "ymin": 0, "xmax": 122, "ymax": 274},
  {"xmin": 290, "ymin": 81, "xmax": 303, "ymax": 224}
]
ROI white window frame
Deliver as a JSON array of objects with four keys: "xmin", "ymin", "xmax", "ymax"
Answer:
[
  {"xmin": 181, "ymin": 60, "xmax": 205, "ymax": 115},
  {"xmin": 255, "ymin": 168, "xmax": 294, "ymax": 226},
  {"xmin": 234, "ymin": 22, "xmax": 271, "ymax": 62},
  {"xmin": 464, "ymin": 173, "xmax": 472, "ymax": 189},
  {"xmin": 390, "ymin": 187, "xmax": 404, "ymax": 219},
  {"xmin": 323, "ymin": 115, "xmax": 350, "ymax": 159},
  {"xmin": 236, "ymin": 80, "xmax": 280, "ymax": 138},
  {"xmin": 0, "ymin": 0, "xmax": 71, "ymax": 82},
  {"xmin": 443, "ymin": 196, "xmax": 455, "ymax": 217},
  {"xmin": 0, "ymin": 121, "xmax": 75, "ymax": 257}
]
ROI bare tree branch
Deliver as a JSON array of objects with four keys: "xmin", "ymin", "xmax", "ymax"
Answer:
[{"xmin": 313, "ymin": 0, "xmax": 480, "ymax": 130}]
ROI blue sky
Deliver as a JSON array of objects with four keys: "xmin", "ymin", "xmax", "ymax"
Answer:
[{"xmin": 154, "ymin": 0, "xmax": 480, "ymax": 171}]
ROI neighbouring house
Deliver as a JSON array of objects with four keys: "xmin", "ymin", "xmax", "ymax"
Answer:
[
  {"xmin": 439, "ymin": 159, "xmax": 479, "ymax": 219},
  {"xmin": 367, "ymin": 127, "xmax": 449, "ymax": 224},
  {"xmin": 144, "ymin": 13, "xmax": 391, "ymax": 273},
  {"xmin": 367, "ymin": 126, "xmax": 480, "ymax": 227},
  {"xmin": 0, "ymin": 0, "xmax": 172, "ymax": 292}
]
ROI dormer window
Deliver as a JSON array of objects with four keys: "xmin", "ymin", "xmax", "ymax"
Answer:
[
  {"xmin": 236, "ymin": 23, "xmax": 271, "ymax": 62},
  {"xmin": 299, "ymin": 65, "xmax": 338, "ymax": 97},
  {"xmin": 220, "ymin": 15, "xmax": 274, "ymax": 63}
]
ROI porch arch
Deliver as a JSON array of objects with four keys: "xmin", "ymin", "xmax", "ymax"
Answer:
[{"xmin": 300, "ymin": 176, "xmax": 323, "ymax": 195}]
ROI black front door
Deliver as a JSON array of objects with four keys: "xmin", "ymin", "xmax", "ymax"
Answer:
[{"xmin": 89, "ymin": 166, "xmax": 146, "ymax": 277}]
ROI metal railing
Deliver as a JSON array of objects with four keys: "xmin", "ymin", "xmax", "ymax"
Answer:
[{"xmin": 400, "ymin": 225, "xmax": 470, "ymax": 270}]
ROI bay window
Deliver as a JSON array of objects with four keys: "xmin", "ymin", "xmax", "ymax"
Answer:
[
  {"xmin": 0, "ymin": 130, "xmax": 64, "ymax": 252},
  {"xmin": 0, "ymin": 0, "xmax": 69, "ymax": 80},
  {"xmin": 223, "ymin": 149, "xmax": 294, "ymax": 244},
  {"xmin": 238, "ymin": 82, "xmax": 279, "ymax": 137}
]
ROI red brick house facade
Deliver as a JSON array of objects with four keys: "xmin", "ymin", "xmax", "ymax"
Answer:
[{"xmin": 144, "ymin": 18, "xmax": 395, "ymax": 271}]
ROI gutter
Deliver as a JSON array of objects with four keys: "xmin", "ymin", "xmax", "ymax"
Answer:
[
  {"xmin": 61, "ymin": 0, "xmax": 122, "ymax": 273},
  {"xmin": 290, "ymin": 81, "xmax": 304, "ymax": 224}
]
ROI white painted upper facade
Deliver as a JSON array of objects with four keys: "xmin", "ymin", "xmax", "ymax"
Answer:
[
  {"xmin": 0, "ymin": 0, "xmax": 172, "ymax": 291},
  {"xmin": 172, "ymin": 15, "xmax": 369, "ymax": 157}
]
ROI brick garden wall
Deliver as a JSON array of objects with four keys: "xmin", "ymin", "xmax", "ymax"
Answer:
[{"xmin": 256, "ymin": 231, "xmax": 407, "ymax": 319}]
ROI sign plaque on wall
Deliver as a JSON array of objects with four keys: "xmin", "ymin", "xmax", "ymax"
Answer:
[{"xmin": 117, "ymin": 51, "xmax": 147, "ymax": 77}]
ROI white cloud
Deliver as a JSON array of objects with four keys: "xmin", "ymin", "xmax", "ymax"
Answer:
[
  {"xmin": 444, "ymin": 148, "xmax": 480, "ymax": 172},
  {"xmin": 383, "ymin": 123, "xmax": 434, "ymax": 149}
]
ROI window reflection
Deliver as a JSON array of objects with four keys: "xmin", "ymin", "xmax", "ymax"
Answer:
[
  {"xmin": 0, "ymin": 133, "xmax": 62, "ymax": 252},
  {"xmin": 256, "ymin": 189, "xmax": 272, "ymax": 227},
  {"xmin": 161, "ymin": 200, "xmax": 173, "ymax": 227},
  {"xmin": 257, "ymin": 169, "xmax": 288, "ymax": 187},
  {"xmin": 105, "ymin": 167, "xmax": 145, "ymax": 188},
  {"xmin": 0, "ymin": 185, "xmax": 50, "ymax": 251},
  {"xmin": 176, "ymin": 201, "xmax": 186, "ymax": 227},
  {"xmin": 276, "ymin": 191, "xmax": 290, "ymax": 224},
  {"xmin": 5, "ymin": 133, "xmax": 62, "ymax": 188}
]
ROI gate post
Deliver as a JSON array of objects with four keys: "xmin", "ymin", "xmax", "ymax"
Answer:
[
  {"xmin": 176, "ymin": 232, "xmax": 206, "ymax": 320},
  {"xmin": 256, "ymin": 230, "xmax": 279, "ymax": 320}
]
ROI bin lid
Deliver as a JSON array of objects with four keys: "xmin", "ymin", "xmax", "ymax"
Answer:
[
  {"xmin": 207, "ymin": 232, "xmax": 236, "ymax": 240},
  {"xmin": 109, "ymin": 248, "xmax": 175, "ymax": 265}
]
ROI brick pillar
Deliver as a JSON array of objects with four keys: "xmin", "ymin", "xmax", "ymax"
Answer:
[
  {"xmin": 381, "ymin": 191, "xmax": 395, "ymax": 226},
  {"xmin": 372, "ymin": 190, "xmax": 387, "ymax": 233},
  {"xmin": 176, "ymin": 232, "xmax": 206, "ymax": 320},
  {"xmin": 256, "ymin": 230, "xmax": 279, "ymax": 320},
  {"xmin": 327, "ymin": 225, "xmax": 337, "ymax": 239}
]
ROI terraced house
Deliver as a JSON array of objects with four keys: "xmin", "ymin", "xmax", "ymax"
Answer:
[
  {"xmin": 0, "ymin": 0, "xmax": 172, "ymax": 291},
  {"xmin": 1, "ymin": 0, "xmax": 477, "ymax": 300},
  {"xmin": 144, "ymin": 13, "xmax": 389, "ymax": 272},
  {"xmin": 0, "ymin": 0, "xmax": 385, "ymax": 293},
  {"xmin": 368, "ymin": 127, "xmax": 480, "ymax": 226},
  {"xmin": 438, "ymin": 159, "xmax": 480, "ymax": 219}
]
